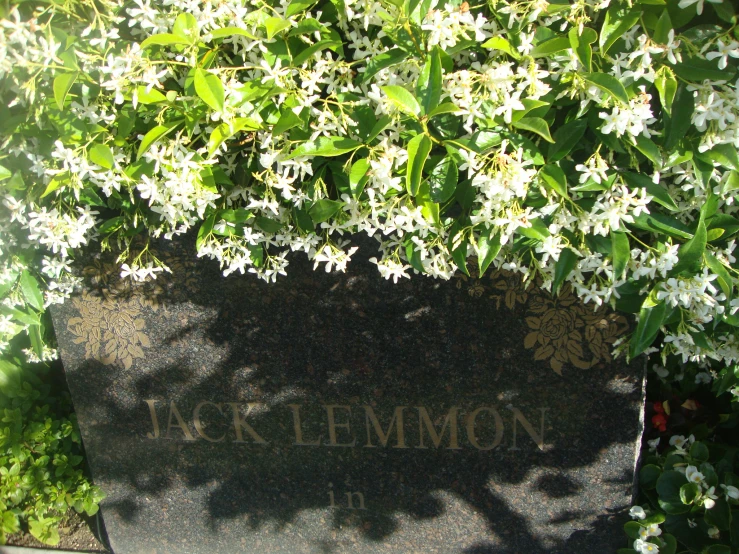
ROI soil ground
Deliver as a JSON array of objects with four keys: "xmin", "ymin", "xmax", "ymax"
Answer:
[{"xmin": 5, "ymin": 511, "xmax": 108, "ymax": 552}]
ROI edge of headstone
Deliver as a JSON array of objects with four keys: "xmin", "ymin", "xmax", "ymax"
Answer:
[{"xmin": 631, "ymin": 355, "xmax": 649, "ymax": 504}]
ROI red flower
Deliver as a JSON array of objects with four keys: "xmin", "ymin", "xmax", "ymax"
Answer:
[{"xmin": 652, "ymin": 413, "xmax": 667, "ymax": 432}]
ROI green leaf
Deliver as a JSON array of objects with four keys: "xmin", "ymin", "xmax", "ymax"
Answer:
[
  {"xmin": 639, "ymin": 464, "xmax": 662, "ymax": 490},
  {"xmin": 671, "ymin": 55, "xmax": 735, "ymax": 82},
  {"xmin": 600, "ymin": 2, "xmax": 641, "ymax": 55},
  {"xmin": 53, "ymin": 72, "xmax": 78, "ymax": 110},
  {"xmin": 633, "ymin": 136, "xmax": 663, "ymax": 167},
  {"xmin": 382, "ymin": 85, "xmax": 421, "ymax": 117},
  {"xmin": 654, "ymin": 67, "xmax": 678, "ymax": 116},
  {"xmin": 629, "ymin": 298, "xmax": 667, "ymax": 358},
  {"xmin": 428, "ymin": 103, "xmax": 460, "ymax": 118},
  {"xmin": 672, "ymin": 219, "xmax": 706, "ymax": 275},
  {"xmin": 679, "ymin": 482, "xmax": 700, "ymax": 504},
  {"xmin": 286, "ymin": 0, "xmax": 316, "ymax": 17},
  {"xmin": 547, "ymin": 118, "xmax": 587, "ymax": 162},
  {"xmin": 88, "ymin": 144, "xmax": 115, "ymax": 170},
  {"xmin": 140, "ymin": 33, "xmax": 192, "ymax": 49},
  {"xmin": 309, "ymin": 199, "xmax": 344, "ymax": 223},
  {"xmin": 481, "ymin": 36, "xmax": 520, "ymax": 59},
  {"xmin": 552, "ymin": 247, "xmax": 578, "ymax": 296},
  {"xmin": 611, "ymin": 231, "xmax": 629, "ymax": 280},
  {"xmin": 365, "ymin": 115, "xmax": 393, "ymax": 143},
  {"xmin": 264, "ymin": 17, "xmax": 291, "ymax": 39},
  {"xmin": 361, "ymin": 49, "xmax": 409, "ymax": 83},
  {"xmin": 416, "ymin": 47, "xmax": 442, "ymax": 115},
  {"xmin": 272, "ymin": 109, "xmax": 303, "ymax": 135},
  {"xmin": 568, "ymin": 27, "xmax": 596, "ymax": 71},
  {"xmin": 416, "ymin": 181, "xmax": 440, "ymax": 226},
  {"xmin": 0, "ymin": 165, "xmax": 11, "ymax": 181},
  {"xmin": 705, "ymin": 497, "xmax": 731, "ymax": 530},
  {"xmin": 208, "ymin": 27, "xmax": 258, "ymax": 40},
  {"xmin": 630, "ymin": 212, "xmax": 692, "ymax": 239},
  {"xmin": 704, "ymin": 143, "xmax": 739, "ymax": 171},
  {"xmin": 349, "ymin": 158, "xmax": 370, "ymax": 199},
  {"xmin": 704, "ymin": 252, "xmax": 732, "ymax": 302},
  {"xmin": 28, "ymin": 324, "xmax": 43, "ymax": 359},
  {"xmin": 624, "ymin": 521, "xmax": 642, "ymax": 540},
  {"xmin": 689, "ymin": 441, "xmax": 709, "ymax": 462},
  {"xmin": 428, "ymin": 156, "xmax": 457, "ymax": 203},
  {"xmin": 254, "ymin": 216, "xmax": 283, "ymax": 233},
  {"xmin": 208, "ymin": 118, "xmax": 262, "ymax": 157},
  {"xmin": 194, "ymin": 68, "xmax": 225, "ymax": 112},
  {"xmin": 512, "ymin": 117, "xmax": 554, "ymax": 143},
  {"xmin": 517, "ymin": 218, "xmax": 550, "ymax": 240},
  {"xmin": 292, "ymin": 39, "xmax": 341, "ymax": 66},
  {"xmin": 530, "ymin": 36, "xmax": 571, "ymax": 58},
  {"xmin": 173, "ymin": 13, "xmax": 199, "ymax": 42},
  {"xmin": 622, "ymin": 172, "xmax": 678, "ymax": 211},
  {"xmin": 134, "ymin": 86, "xmax": 167, "ymax": 105},
  {"xmin": 406, "ymin": 133, "xmax": 432, "ymax": 196},
  {"xmin": 663, "ymin": 85, "xmax": 694, "ymax": 151},
  {"xmin": 583, "ymin": 73, "xmax": 629, "ymax": 105},
  {"xmin": 137, "ymin": 122, "xmax": 181, "ymax": 160},
  {"xmin": 539, "ymin": 164, "xmax": 568, "ymax": 197},
  {"xmin": 41, "ymin": 172, "xmax": 70, "ymax": 198},
  {"xmin": 19, "ymin": 270, "xmax": 44, "ymax": 311},
  {"xmin": 196, "ymin": 212, "xmax": 216, "ymax": 250},
  {"xmin": 98, "ymin": 215, "xmax": 124, "ymax": 235},
  {"xmin": 286, "ymin": 136, "xmax": 362, "ymax": 159},
  {"xmin": 656, "ymin": 470, "xmax": 689, "ymax": 504},
  {"xmin": 476, "ymin": 227, "xmax": 501, "ymax": 276}
]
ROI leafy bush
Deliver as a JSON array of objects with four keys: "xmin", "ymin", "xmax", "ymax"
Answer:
[
  {"xmin": 0, "ymin": 0, "xmax": 738, "ymax": 548},
  {"xmin": 0, "ymin": 360, "xmax": 104, "ymax": 545}
]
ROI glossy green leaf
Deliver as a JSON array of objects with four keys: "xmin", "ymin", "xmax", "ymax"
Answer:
[
  {"xmin": 704, "ymin": 143, "xmax": 739, "ymax": 171},
  {"xmin": 53, "ymin": 72, "xmax": 78, "ymax": 110},
  {"xmin": 140, "ymin": 33, "xmax": 192, "ymax": 49},
  {"xmin": 672, "ymin": 218, "xmax": 706, "ymax": 275},
  {"xmin": 137, "ymin": 122, "xmax": 181, "ymax": 160},
  {"xmin": 654, "ymin": 66, "xmax": 677, "ymax": 116},
  {"xmin": 292, "ymin": 40, "xmax": 341, "ymax": 66},
  {"xmin": 568, "ymin": 27, "xmax": 596, "ymax": 71},
  {"xmin": 547, "ymin": 118, "xmax": 587, "ymax": 162},
  {"xmin": 552, "ymin": 247, "xmax": 578, "ymax": 296},
  {"xmin": 512, "ymin": 117, "xmax": 554, "ymax": 143},
  {"xmin": 406, "ymin": 133, "xmax": 432, "ymax": 196},
  {"xmin": 361, "ymin": 49, "xmax": 409, "ymax": 83},
  {"xmin": 19, "ymin": 270, "xmax": 44, "ymax": 311},
  {"xmin": 286, "ymin": 136, "xmax": 362, "ymax": 159},
  {"xmin": 264, "ymin": 17, "xmax": 291, "ymax": 39},
  {"xmin": 633, "ymin": 136, "xmax": 663, "ymax": 167},
  {"xmin": 349, "ymin": 158, "xmax": 370, "ymax": 199},
  {"xmin": 416, "ymin": 47, "xmax": 442, "ymax": 115},
  {"xmin": 704, "ymin": 251, "xmax": 733, "ymax": 302},
  {"xmin": 382, "ymin": 85, "xmax": 421, "ymax": 117},
  {"xmin": 173, "ymin": 13, "xmax": 199, "ymax": 42},
  {"xmin": 0, "ymin": 165, "xmax": 10, "ymax": 182},
  {"xmin": 89, "ymin": 144, "xmax": 115, "ymax": 170},
  {"xmin": 653, "ymin": 9, "xmax": 673, "ymax": 44},
  {"xmin": 611, "ymin": 231, "xmax": 629, "ymax": 280},
  {"xmin": 309, "ymin": 199, "xmax": 344, "ymax": 223},
  {"xmin": 622, "ymin": 172, "xmax": 678, "ymax": 211},
  {"xmin": 365, "ymin": 114, "xmax": 393, "ymax": 142},
  {"xmin": 254, "ymin": 216, "xmax": 283, "ymax": 233},
  {"xmin": 428, "ymin": 156, "xmax": 457, "ymax": 203},
  {"xmin": 663, "ymin": 85, "xmax": 694, "ymax": 151},
  {"xmin": 539, "ymin": 164, "xmax": 568, "ymax": 197},
  {"xmin": 582, "ymin": 73, "xmax": 629, "ymax": 105},
  {"xmin": 428, "ymin": 103, "xmax": 460, "ymax": 118},
  {"xmin": 600, "ymin": 2, "xmax": 641, "ymax": 55},
  {"xmin": 286, "ymin": 0, "xmax": 316, "ymax": 17},
  {"xmin": 476, "ymin": 227, "xmax": 501, "ymax": 276},
  {"xmin": 481, "ymin": 36, "xmax": 520, "ymax": 59},
  {"xmin": 530, "ymin": 36, "xmax": 570, "ymax": 57},
  {"xmin": 208, "ymin": 27, "xmax": 258, "ymax": 40},
  {"xmin": 629, "ymin": 298, "xmax": 667, "ymax": 358},
  {"xmin": 208, "ymin": 118, "xmax": 262, "ymax": 157},
  {"xmin": 194, "ymin": 68, "xmax": 225, "ymax": 112},
  {"xmin": 672, "ymin": 55, "xmax": 736, "ymax": 82}
]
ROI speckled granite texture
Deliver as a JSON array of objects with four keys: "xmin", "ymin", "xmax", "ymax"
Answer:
[{"xmin": 51, "ymin": 236, "xmax": 645, "ymax": 554}]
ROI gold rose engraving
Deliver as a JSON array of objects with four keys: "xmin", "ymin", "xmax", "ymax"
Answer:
[
  {"xmin": 67, "ymin": 292, "xmax": 151, "ymax": 369},
  {"xmin": 456, "ymin": 269, "xmax": 629, "ymax": 375}
]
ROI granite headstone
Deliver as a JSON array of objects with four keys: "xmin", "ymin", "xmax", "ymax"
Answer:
[{"xmin": 52, "ymin": 237, "xmax": 645, "ymax": 554}]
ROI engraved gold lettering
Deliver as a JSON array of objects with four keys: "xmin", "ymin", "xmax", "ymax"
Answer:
[
  {"xmin": 144, "ymin": 399, "xmax": 160, "ymax": 440},
  {"xmin": 416, "ymin": 406, "xmax": 461, "ymax": 449},
  {"xmin": 193, "ymin": 401, "xmax": 226, "ymax": 443},
  {"xmin": 346, "ymin": 491, "xmax": 366, "ymax": 510},
  {"xmin": 228, "ymin": 402, "xmax": 267, "ymax": 444},
  {"xmin": 328, "ymin": 490, "xmax": 336, "ymax": 508},
  {"xmin": 166, "ymin": 400, "xmax": 195, "ymax": 441},
  {"xmin": 465, "ymin": 407, "xmax": 504, "ymax": 450},
  {"xmin": 363, "ymin": 406, "xmax": 407, "ymax": 448},
  {"xmin": 288, "ymin": 404, "xmax": 321, "ymax": 446},
  {"xmin": 508, "ymin": 406, "xmax": 547, "ymax": 450},
  {"xmin": 324, "ymin": 405, "xmax": 356, "ymax": 447}
]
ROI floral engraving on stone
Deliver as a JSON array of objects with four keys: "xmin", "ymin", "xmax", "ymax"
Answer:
[
  {"xmin": 67, "ymin": 292, "xmax": 150, "ymax": 369},
  {"xmin": 456, "ymin": 269, "xmax": 629, "ymax": 375}
]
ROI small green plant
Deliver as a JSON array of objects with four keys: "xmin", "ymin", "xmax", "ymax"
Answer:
[{"xmin": 0, "ymin": 362, "xmax": 105, "ymax": 546}]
